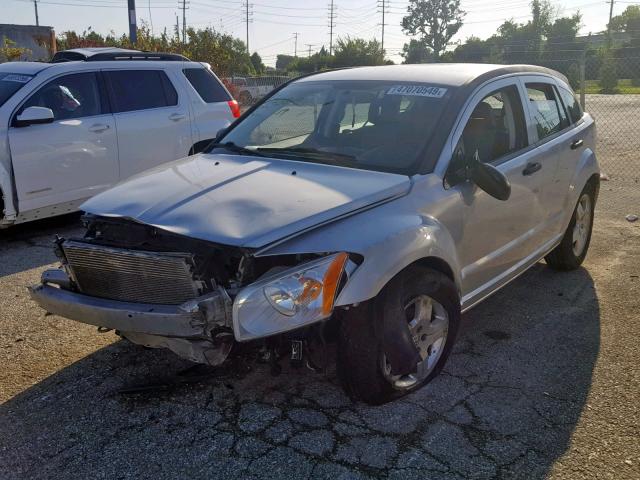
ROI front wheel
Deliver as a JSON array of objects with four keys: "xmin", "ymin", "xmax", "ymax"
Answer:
[
  {"xmin": 545, "ymin": 183, "xmax": 596, "ymax": 271},
  {"xmin": 337, "ymin": 266, "xmax": 460, "ymax": 405}
]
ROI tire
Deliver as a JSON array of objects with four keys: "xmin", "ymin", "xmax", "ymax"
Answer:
[
  {"xmin": 545, "ymin": 182, "xmax": 596, "ymax": 271},
  {"xmin": 337, "ymin": 266, "xmax": 461, "ymax": 405}
]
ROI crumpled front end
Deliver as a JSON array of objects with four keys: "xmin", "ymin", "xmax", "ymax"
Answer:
[{"xmin": 29, "ymin": 215, "xmax": 354, "ymax": 366}]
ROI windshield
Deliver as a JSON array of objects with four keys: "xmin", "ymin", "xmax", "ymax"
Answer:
[
  {"xmin": 218, "ymin": 80, "xmax": 453, "ymax": 174},
  {"xmin": 0, "ymin": 73, "xmax": 34, "ymax": 107}
]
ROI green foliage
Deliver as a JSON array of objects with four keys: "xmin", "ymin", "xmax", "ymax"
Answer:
[
  {"xmin": 566, "ymin": 63, "xmax": 581, "ymax": 90},
  {"xmin": 276, "ymin": 54, "xmax": 295, "ymax": 71},
  {"xmin": 609, "ymin": 5, "xmax": 640, "ymax": 40},
  {"xmin": 250, "ymin": 52, "xmax": 265, "ymax": 73},
  {"xmin": 401, "ymin": 0, "xmax": 465, "ymax": 59},
  {"xmin": 401, "ymin": 39, "xmax": 433, "ymax": 64},
  {"xmin": 55, "ymin": 24, "xmax": 253, "ymax": 75},
  {"xmin": 0, "ymin": 38, "xmax": 31, "ymax": 62},
  {"xmin": 332, "ymin": 37, "xmax": 384, "ymax": 67},
  {"xmin": 285, "ymin": 38, "xmax": 384, "ymax": 72},
  {"xmin": 599, "ymin": 54, "xmax": 619, "ymax": 94}
]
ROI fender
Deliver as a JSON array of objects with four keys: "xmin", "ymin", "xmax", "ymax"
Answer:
[
  {"xmin": 258, "ymin": 190, "xmax": 463, "ymax": 307},
  {"xmin": 562, "ymin": 141, "xmax": 599, "ymax": 229}
]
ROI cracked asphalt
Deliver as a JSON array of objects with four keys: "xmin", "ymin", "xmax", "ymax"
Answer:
[{"xmin": 1, "ymin": 192, "xmax": 639, "ymax": 479}]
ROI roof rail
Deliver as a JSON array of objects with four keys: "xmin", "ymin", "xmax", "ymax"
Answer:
[{"xmin": 51, "ymin": 48, "xmax": 190, "ymax": 63}]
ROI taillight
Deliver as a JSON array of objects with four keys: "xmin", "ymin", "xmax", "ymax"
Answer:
[{"xmin": 228, "ymin": 100, "xmax": 241, "ymax": 118}]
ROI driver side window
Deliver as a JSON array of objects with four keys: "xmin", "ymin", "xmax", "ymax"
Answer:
[
  {"xmin": 459, "ymin": 85, "xmax": 527, "ymax": 164},
  {"xmin": 21, "ymin": 72, "xmax": 102, "ymax": 122}
]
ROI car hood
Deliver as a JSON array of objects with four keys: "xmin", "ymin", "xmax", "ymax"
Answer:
[{"xmin": 81, "ymin": 154, "xmax": 411, "ymax": 248}]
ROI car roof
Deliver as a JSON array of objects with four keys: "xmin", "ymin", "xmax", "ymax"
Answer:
[
  {"xmin": 0, "ymin": 62, "xmax": 52, "ymax": 75},
  {"xmin": 296, "ymin": 63, "xmax": 566, "ymax": 87}
]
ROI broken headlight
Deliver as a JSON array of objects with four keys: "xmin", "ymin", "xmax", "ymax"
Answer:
[{"xmin": 232, "ymin": 253, "xmax": 348, "ymax": 341}]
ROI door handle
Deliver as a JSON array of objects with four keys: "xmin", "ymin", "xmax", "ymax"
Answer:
[
  {"xmin": 169, "ymin": 113, "xmax": 186, "ymax": 121},
  {"xmin": 522, "ymin": 162, "xmax": 542, "ymax": 176},
  {"xmin": 570, "ymin": 139, "xmax": 584, "ymax": 150},
  {"xmin": 88, "ymin": 124, "xmax": 110, "ymax": 133}
]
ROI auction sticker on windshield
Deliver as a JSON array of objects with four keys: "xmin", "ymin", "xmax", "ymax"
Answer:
[
  {"xmin": 1, "ymin": 74, "xmax": 33, "ymax": 83},
  {"xmin": 386, "ymin": 85, "xmax": 447, "ymax": 98}
]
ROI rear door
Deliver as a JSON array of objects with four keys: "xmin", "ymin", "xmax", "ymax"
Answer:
[
  {"xmin": 8, "ymin": 71, "xmax": 118, "ymax": 213},
  {"xmin": 518, "ymin": 77, "xmax": 578, "ymax": 240},
  {"xmin": 445, "ymin": 78, "xmax": 549, "ymax": 303},
  {"xmin": 103, "ymin": 68, "xmax": 192, "ymax": 179}
]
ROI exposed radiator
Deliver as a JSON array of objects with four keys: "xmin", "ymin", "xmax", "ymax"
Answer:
[{"xmin": 62, "ymin": 240, "xmax": 203, "ymax": 305}]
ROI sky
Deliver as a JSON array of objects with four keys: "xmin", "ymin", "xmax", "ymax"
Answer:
[{"xmin": 3, "ymin": 0, "xmax": 631, "ymax": 66}]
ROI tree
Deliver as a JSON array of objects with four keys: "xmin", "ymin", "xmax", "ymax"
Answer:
[
  {"xmin": 0, "ymin": 38, "xmax": 31, "ymax": 62},
  {"xmin": 401, "ymin": 39, "xmax": 433, "ymax": 64},
  {"xmin": 276, "ymin": 54, "xmax": 295, "ymax": 71},
  {"xmin": 599, "ymin": 53, "xmax": 619, "ymax": 93},
  {"xmin": 401, "ymin": 0, "xmax": 465, "ymax": 60},
  {"xmin": 609, "ymin": 5, "xmax": 640, "ymax": 39},
  {"xmin": 332, "ymin": 37, "xmax": 385, "ymax": 67},
  {"xmin": 250, "ymin": 52, "xmax": 265, "ymax": 74}
]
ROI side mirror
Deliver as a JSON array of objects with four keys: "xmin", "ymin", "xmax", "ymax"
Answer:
[
  {"xmin": 446, "ymin": 148, "xmax": 511, "ymax": 201},
  {"xmin": 15, "ymin": 106, "xmax": 54, "ymax": 127},
  {"xmin": 469, "ymin": 155, "xmax": 511, "ymax": 201}
]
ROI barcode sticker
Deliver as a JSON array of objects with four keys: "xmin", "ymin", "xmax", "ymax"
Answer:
[
  {"xmin": 2, "ymin": 74, "xmax": 32, "ymax": 83},
  {"xmin": 386, "ymin": 85, "xmax": 447, "ymax": 98}
]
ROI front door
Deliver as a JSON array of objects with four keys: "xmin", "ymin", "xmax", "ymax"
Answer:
[
  {"xmin": 444, "ymin": 80, "xmax": 549, "ymax": 307},
  {"xmin": 8, "ymin": 72, "xmax": 118, "ymax": 213}
]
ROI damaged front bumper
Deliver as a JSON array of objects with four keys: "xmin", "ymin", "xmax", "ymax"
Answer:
[{"xmin": 29, "ymin": 270, "xmax": 234, "ymax": 365}]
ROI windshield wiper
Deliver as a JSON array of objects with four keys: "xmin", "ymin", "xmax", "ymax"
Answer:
[
  {"xmin": 256, "ymin": 146, "xmax": 357, "ymax": 166},
  {"xmin": 208, "ymin": 142, "xmax": 267, "ymax": 157}
]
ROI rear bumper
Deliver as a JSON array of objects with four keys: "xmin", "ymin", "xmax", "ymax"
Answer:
[{"xmin": 29, "ymin": 270, "xmax": 232, "ymax": 339}]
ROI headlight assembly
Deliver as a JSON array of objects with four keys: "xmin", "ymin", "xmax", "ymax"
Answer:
[{"xmin": 232, "ymin": 253, "xmax": 349, "ymax": 341}]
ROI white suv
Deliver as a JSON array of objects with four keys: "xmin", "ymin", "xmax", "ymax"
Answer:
[{"xmin": 0, "ymin": 48, "xmax": 239, "ymax": 227}]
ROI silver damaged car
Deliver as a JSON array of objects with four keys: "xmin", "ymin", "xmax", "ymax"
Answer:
[{"xmin": 30, "ymin": 64, "xmax": 599, "ymax": 404}]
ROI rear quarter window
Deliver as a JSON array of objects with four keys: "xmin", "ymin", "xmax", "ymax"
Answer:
[
  {"xmin": 183, "ymin": 68, "xmax": 230, "ymax": 103},
  {"xmin": 558, "ymin": 86, "xmax": 583, "ymax": 124}
]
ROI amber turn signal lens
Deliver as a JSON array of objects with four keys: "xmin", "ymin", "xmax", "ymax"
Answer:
[{"xmin": 321, "ymin": 252, "xmax": 349, "ymax": 315}]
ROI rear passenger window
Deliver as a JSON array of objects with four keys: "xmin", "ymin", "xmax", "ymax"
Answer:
[
  {"xmin": 105, "ymin": 70, "xmax": 178, "ymax": 113},
  {"xmin": 558, "ymin": 87, "xmax": 583, "ymax": 124},
  {"xmin": 459, "ymin": 85, "xmax": 527, "ymax": 164},
  {"xmin": 183, "ymin": 68, "xmax": 230, "ymax": 103},
  {"xmin": 526, "ymin": 83, "xmax": 569, "ymax": 140}
]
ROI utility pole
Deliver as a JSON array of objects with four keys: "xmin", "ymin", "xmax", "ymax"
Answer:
[
  {"xmin": 33, "ymin": 0, "xmax": 39, "ymax": 26},
  {"xmin": 175, "ymin": 14, "xmax": 180, "ymax": 42},
  {"xmin": 293, "ymin": 32, "xmax": 300, "ymax": 57},
  {"xmin": 328, "ymin": 0, "xmax": 336, "ymax": 55},
  {"xmin": 305, "ymin": 44, "xmax": 315, "ymax": 57},
  {"xmin": 377, "ymin": 0, "xmax": 388, "ymax": 54},
  {"xmin": 177, "ymin": 0, "xmax": 188, "ymax": 44},
  {"xmin": 606, "ymin": 0, "xmax": 615, "ymax": 48},
  {"xmin": 241, "ymin": 2, "xmax": 253, "ymax": 54},
  {"xmin": 128, "ymin": 0, "xmax": 137, "ymax": 44}
]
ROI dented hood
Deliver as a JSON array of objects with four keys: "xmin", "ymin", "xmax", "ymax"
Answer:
[{"xmin": 81, "ymin": 154, "xmax": 411, "ymax": 248}]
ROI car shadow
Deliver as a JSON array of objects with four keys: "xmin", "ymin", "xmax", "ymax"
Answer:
[
  {"xmin": 0, "ymin": 263, "xmax": 599, "ymax": 479},
  {"xmin": 0, "ymin": 213, "xmax": 82, "ymax": 278}
]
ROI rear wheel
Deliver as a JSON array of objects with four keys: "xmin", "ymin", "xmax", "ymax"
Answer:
[
  {"xmin": 545, "ymin": 184, "xmax": 595, "ymax": 271},
  {"xmin": 337, "ymin": 266, "xmax": 460, "ymax": 405}
]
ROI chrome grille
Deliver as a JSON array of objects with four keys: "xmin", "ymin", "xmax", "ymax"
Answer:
[{"xmin": 62, "ymin": 240, "xmax": 202, "ymax": 305}]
